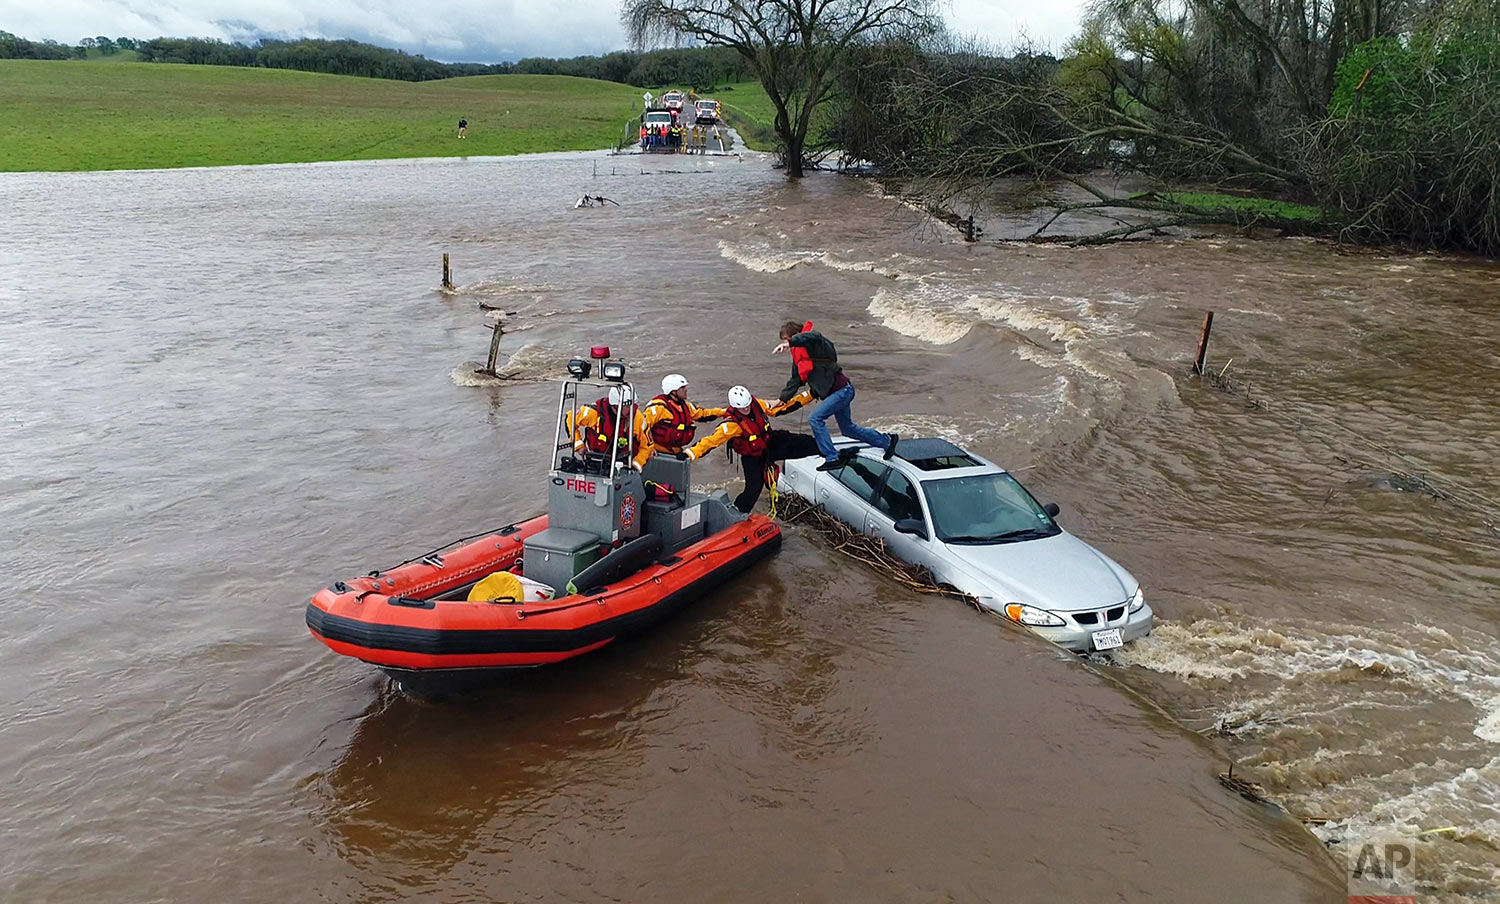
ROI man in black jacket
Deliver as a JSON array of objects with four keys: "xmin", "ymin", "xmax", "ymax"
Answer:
[{"xmin": 775, "ymin": 320, "xmax": 898, "ymax": 472}]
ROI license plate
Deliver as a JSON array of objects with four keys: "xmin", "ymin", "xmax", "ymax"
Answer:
[{"xmin": 1091, "ymin": 628, "xmax": 1124, "ymax": 651}]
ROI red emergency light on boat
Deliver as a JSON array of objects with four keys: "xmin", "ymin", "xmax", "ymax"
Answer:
[{"xmin": 591, "ymin": 346, "xmax": 610, "ymax": 359}]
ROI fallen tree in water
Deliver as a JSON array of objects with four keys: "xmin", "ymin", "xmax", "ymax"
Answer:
[
  {"xmin": 914, "ymin": 179, "xmax": 1329, "ymax": 246},
  {"xmin": 829, "ymin": 41, "xmax": 1334, "ymax": 244},
  {"xmin": 1022, "ymin": 188, "xmax": 1327, "ymax": 245},
  {"xmin": 824, "ymin": 0, "xmax": 1500, "ymax": 255}
]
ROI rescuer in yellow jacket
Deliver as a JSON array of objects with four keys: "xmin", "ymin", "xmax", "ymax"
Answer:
[
  {"xmin": 566, "ymin": 384, "xmax": 648, "ymax": 470},
  {"xmin": 637, "ymin": 373, "xmax": 725, "ymax": 469},
  {"xmin": 679, "ymin": 385, "xmax": 819, "ymax": 512}
]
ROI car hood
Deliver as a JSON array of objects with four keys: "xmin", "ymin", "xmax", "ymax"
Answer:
[{"xmin": 946, "ymin": 530, "xmax": 1136, "ymax": 612}]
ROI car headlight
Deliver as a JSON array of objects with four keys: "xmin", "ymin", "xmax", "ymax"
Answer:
[
  {"xmin": 1004, "ymin": 603, "xmax": 1066, "ymax": 628},
  {"xmin": 1128, "ymin": 587, "xmax": 1145, "ymax": 613}
]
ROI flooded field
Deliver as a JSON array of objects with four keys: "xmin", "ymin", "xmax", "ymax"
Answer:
[{"xmin": 4, "ymin": 148, "xmax": 1496, "ymax": 901}]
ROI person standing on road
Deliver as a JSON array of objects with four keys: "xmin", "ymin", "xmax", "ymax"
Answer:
[
  {"xmin": 775, "ymin": 320, "xmax": 898, "ymax": 472},
  {"xmin": 457, "ymin": 118, "xmax": 467, "ymax": 139},
  {"xmin": 680, "ymin": 385, "xmax": 818, "ymax": 512}
]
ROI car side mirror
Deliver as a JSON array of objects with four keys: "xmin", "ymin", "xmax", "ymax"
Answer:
[
  {"xmin": 894, "ymin": 517, "xmax": 928, "ymax": 539},
  {"xmin": 1044, "ymin": 503, "xmax": 1061, "ymax": 518}
]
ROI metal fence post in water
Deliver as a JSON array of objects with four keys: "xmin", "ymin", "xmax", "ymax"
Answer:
[
  {"xmin": 1193, "ymin": 311, "xmax": 1215, "ymax": 375},
  {"xmin": 442, "ymin": 253, "xmax": 453, "ymax": 291}
]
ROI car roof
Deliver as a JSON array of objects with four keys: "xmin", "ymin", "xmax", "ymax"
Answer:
[
  {"xmin": 893, "ymin": 438, "xmax": 1000, "ymax": 475},
  {"xmin": 892, "ymin": 437, "xmax": 965, "ymax": 462},
  {"xmin": 831, "ymin": 436, "xmax": 1003, "ymax": 479}
]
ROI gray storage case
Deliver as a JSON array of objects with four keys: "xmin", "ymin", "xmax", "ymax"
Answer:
[{"xmin": 522, "ymin": 527, "xmax": 602, "ymax": 594}]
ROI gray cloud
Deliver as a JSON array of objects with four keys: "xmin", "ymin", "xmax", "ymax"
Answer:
[{"xmin": 0, "ymin": 0, "xmax": 1086, "ymax": 62}]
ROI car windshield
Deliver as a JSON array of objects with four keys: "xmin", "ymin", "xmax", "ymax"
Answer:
[{"xmin": 922, "ymin": 473, "xmax": 1060, "ymax": 544}]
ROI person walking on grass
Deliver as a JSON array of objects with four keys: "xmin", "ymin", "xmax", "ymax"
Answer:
[
  {"xmin": 775, "ymin": 320, "xmax": 898, "ymax": 472},
  {"xmin": 458, "ymin": 118, "xmax": 468, "ymax": 139}
]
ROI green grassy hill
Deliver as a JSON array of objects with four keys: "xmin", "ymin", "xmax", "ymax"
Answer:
[
  {"xmin": 715, "ymin": 81, "xmax": 776, "ymax": 152},
  {"xmin": 78, "ymin": 49, "xmax": 141, "ymax": 62},
  {"xmin": 714, "ymin": 80, "xmax": 836, "ymax": 155},
  {"xmin": 0, "ymin": 60, "xmax": 642, "ymax": 171}
]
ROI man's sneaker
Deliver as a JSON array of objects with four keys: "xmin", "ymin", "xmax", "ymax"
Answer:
[
  {"xmin": 883, "ymin": 433, "xmax": 900, "ymax": 461},
  {"xmin": 816, "ymin": 458, "xmax": 845, "ymax": 472}
]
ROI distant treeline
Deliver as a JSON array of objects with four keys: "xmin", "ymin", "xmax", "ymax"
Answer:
[
  {"xmin": 509, "ymin": 46, "xmax": 753, "ymax": 88},
  {"xmin": 0, "ymin": 31, "xmax": 756, "ymax": 88},
  {"xmin": 133, "ymin": 37, "xmax": 494, "ymax": 79},
  {"xmin": 1, "ymin": 31, "xmax": 140, "ymax": 59}
]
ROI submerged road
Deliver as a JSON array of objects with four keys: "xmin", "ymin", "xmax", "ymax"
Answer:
[{"xmin": 4, "ymin": 147, "xmax": 1497, "ymax": 901}]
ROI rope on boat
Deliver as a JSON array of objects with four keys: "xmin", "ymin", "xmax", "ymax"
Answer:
[{"xmin": 369, "ymin": 523, "xmax": 520, "ymax": 576}]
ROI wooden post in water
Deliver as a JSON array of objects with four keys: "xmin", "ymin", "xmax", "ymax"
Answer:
[
  {"xmin": 477, "ymin": 321, "xmax": 504, "ymax": 378},
  {"xmin": 1193, "ymin": 311, "xmax": 1215, "ymax": 375},
  {"xmin": 442, "ymin": 253, "xmax": 454, "ymax": 291},
  {"xmin": 964, "ymin": 215, "xmax": 975, "ymax": 242}
]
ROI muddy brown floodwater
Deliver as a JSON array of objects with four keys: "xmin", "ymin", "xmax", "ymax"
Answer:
[{"xmin": 2, "ymin": 149, "xmax": 1495, "ymax": 902}]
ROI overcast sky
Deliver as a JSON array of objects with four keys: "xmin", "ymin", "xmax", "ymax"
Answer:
[{"xmin": 0, "ymin": 0, "xmax": 1088, "ymax": 62}]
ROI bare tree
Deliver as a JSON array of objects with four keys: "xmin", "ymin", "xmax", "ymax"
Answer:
[{"xmin": 622, "ymin": 0, "xmax": 939, "ymax": 177}]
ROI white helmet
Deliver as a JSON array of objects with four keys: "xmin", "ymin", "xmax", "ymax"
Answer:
[
  {"xmin": 662, "ymin": 373, "xmax": 689, "ymax": 394},
  {"xmin": 727, "ymin": 385, "xmax": 753, "ymax": 409},
  {"xmin": 607, "ymin": 385, "xmax": 633, "ymax": 408}
]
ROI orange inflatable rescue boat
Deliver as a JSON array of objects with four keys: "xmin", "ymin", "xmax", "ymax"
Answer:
[{"xmin": 306, "ymin": 348, "xmax": 782, "ymax": 697}]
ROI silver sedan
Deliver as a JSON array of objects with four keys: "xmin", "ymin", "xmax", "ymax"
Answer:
[{"xmin": 777, "ymin": 437, "xmax": 1153, "ymax": 652}]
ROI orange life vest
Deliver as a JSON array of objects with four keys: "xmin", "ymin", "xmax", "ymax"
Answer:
[
  {"xmin": 650, "ymin": 394, "xmax": 697, "ymax": 449},
  {"xmin": 727, "ymin": 401, "xmax": 771, "ymax": 457},
  {"xmin": 588, "ymin": 398, "xmax": 635, "ymax": 454}
]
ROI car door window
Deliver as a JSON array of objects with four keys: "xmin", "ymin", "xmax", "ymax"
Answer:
[
  {"xmin": 834, "ymin": 459, "xmax": 889, "ymax": 503},
  {"xmin": 874, "ymin": 469, "xmax": 923, "ymax": 524}
]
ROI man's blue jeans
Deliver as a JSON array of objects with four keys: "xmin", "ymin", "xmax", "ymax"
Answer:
[{"xmin": 808, "ymin": 383, "xmax": 891, "ymax": 462}]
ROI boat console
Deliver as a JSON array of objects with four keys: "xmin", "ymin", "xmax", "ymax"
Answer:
[{"xmin": 523, "ymin": 348, "xmax": 745, "ymax": 593}]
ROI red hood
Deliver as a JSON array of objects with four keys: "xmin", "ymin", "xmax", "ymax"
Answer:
[{"xmin": 792, "ymin": 322, "xmax": 815, "ymax": 380}]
